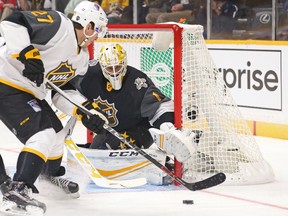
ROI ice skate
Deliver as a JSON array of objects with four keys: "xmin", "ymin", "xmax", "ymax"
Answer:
[
  {"xmin": 44, "ymin": 176, "xmax": 80, "ymax": 199},
  {"xmin": 0, "ymin": 174, "xmax": 11, "ymax": 193},
  {"xmin": 0, "ymin": 180, "xmax": 46, "ymax": 216}
]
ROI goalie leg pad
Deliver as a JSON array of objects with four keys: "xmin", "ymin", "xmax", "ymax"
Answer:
[{"xmin": 67, "ymin": 147, "xmax": 168, "ymax": 185}]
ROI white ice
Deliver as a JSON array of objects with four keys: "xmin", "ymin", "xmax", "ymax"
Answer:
[{"xmin": 0, "ymin": 120, "xmax": 287, "ymax": 216}]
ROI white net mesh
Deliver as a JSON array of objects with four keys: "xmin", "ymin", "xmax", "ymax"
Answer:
[{"xmin": 93, "ymin": 23, "xmax": 274, "ymax": 185}]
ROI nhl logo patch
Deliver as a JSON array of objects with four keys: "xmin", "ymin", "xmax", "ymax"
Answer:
[{"xmin": 46, "ymin": 61, "xmax": 75, "ymax": 88}]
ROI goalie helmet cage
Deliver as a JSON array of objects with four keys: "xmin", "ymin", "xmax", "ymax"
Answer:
[{"xmin": 88, "ymin": 23, "xmax": 274, "ymax": 185}]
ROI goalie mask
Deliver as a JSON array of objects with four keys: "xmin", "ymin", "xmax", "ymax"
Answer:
[
  {"xmin": 99, "ymin": 43, "xmax": 127, "ymax": 90},
  {"xmin": 72, "ymin": 1, "xmax": 108, "ymax": 39}
]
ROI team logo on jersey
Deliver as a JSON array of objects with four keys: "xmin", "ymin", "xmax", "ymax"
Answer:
[
  {"xmin": 134, "ymin": 77, "xmax": 148, "ymax": 90},
  {"xmin": 27, "ymin": 99, "xmax": 42, "ymax": 112},
  {"xmin": 46, "ymin": 61, "xmax": 75, "ymax": 88},
  {"xmin": 93, "ymin": 97, "xmax": 118, "ymax": 127}
]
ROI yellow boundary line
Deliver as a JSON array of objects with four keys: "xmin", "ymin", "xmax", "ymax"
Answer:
[
  {"xmin": 246, "ymin": 120, "xmax": 288, "ymax": 140},
  {"xmin": 206, "ymin": 39, "xmax": 288, "ymax": 46}
]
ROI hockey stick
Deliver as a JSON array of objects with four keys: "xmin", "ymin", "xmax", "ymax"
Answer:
[
  {"xmin": 48, "ymin": 80, "xmax": 226, "ymax": 191},
  {"xmin": 64, "ymin": 113, "xmax": 147, "ymax": 189}
]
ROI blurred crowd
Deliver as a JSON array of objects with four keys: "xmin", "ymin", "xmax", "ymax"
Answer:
[
  {"xmin": 0, "ymin": 0, "xmax": 51, "ymax": 21},
  {"xmin": 0, "ymin": 0, "xmax": 288, "ymax": 40}
]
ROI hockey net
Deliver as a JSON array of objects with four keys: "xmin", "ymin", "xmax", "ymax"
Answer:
[{"xmin": 90, "ymin": 23, "xmax": 274, "ymax": 185}]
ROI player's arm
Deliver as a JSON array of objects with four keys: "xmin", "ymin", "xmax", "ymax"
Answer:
[
  {"xmin": 52, "ymin": 81, "xmax": 87, "ymax": 116},
  {"xmin": 140, "ymin": 79, "xmax": 174, "ymax": 127},
  {"xmin": 0, "ymin": 11, "xmax": 61, "ymax": 86},
  {"xmin": 0, "ymin": 10, "xmax": 60, "ymax": 54},
  {"xmin": 52, "ymin": 79, "xmax": 108, "ymax": 134},
  {"xmin": 0, "ymin": 12, "xmax": 31, "ymax": 54}
]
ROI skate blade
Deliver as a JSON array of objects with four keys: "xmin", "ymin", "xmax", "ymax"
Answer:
[{"xmin": 0, "ymin": 200, "xmax": 44, "ymax": 216}]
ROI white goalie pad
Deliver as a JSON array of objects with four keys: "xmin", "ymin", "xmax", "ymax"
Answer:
[
  {"xmin": 66, "ymin": 147, "xmax": 169, "ymax": 185},
  {"xmin": 149, "ymin": 123, "xmax": 196, "ymax": 163}
]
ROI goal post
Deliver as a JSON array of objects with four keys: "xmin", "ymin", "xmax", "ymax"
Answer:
[{"xmin": 89, "ymin": 23, "xmax": 274, "ymax": 185}]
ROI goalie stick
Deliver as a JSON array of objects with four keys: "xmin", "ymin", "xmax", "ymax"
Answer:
[
  {"xmin": 64, "ymin": 115, "xmax": 147, "ymax": 189},
  {"xmin": 47, "ymin": 80, "xmax": 226, "ymax": 191}
]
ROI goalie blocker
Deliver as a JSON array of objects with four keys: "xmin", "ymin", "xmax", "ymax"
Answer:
[{"xmin": 67, "ymin": 122, "xmax": 197, "ymax": 185}]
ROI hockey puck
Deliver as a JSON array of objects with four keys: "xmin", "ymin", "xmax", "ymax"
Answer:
[{"xmin": 183, "ymin": 200, "xmax": 194, "ymax": 205}]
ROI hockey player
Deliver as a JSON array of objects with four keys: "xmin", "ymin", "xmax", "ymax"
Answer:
[
  {"xmin": 0, "ymin": 1, "xmax": 108, "ymax": 214},
  {"xmin": 0, "ymin": 154, "xmax": 10, "ymax": 186},
  {"xmin": 72, "ymin": 43, "xmax": 196, "ymax": 168}
]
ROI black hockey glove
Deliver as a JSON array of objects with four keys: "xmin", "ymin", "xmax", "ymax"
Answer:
[
  {"xmin": 76, "ymin": 101, "xmax": 107, "ymax": 134},
  {"xmin": 18, "ymin": 45, "xmax": 44, "ymax": 87}
]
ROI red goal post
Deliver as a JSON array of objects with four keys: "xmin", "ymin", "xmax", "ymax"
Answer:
[{"xmin": 87, "ymin": 23, "xmax": 274, "ymax": 185}]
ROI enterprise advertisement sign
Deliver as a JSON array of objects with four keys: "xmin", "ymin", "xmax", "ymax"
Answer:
[{"xmin": 209, "ymin": 48, "xmax": 282, "ymax": 111}]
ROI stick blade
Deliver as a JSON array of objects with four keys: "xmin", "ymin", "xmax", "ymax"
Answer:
[{"xmin": 187, "ymin": 172, "xmax": 226, "ymax": 191}]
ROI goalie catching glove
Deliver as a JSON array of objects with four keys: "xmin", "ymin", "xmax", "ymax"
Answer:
[
  {"xmin": 17, "ymin": 45, "xmax": 45, "ymax": 87},
  {"xmin": 149, "ymin": 122, "xmax": 196, "ymax": 162},
  {"xmin": 76, "ymin": 100, "xmax": 108, "ymax": 134}
]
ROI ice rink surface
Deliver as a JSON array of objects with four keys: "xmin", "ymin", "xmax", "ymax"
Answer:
[{"xmin": 0, "ymin": 120, "xmax": 287, "ymax": 216}]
